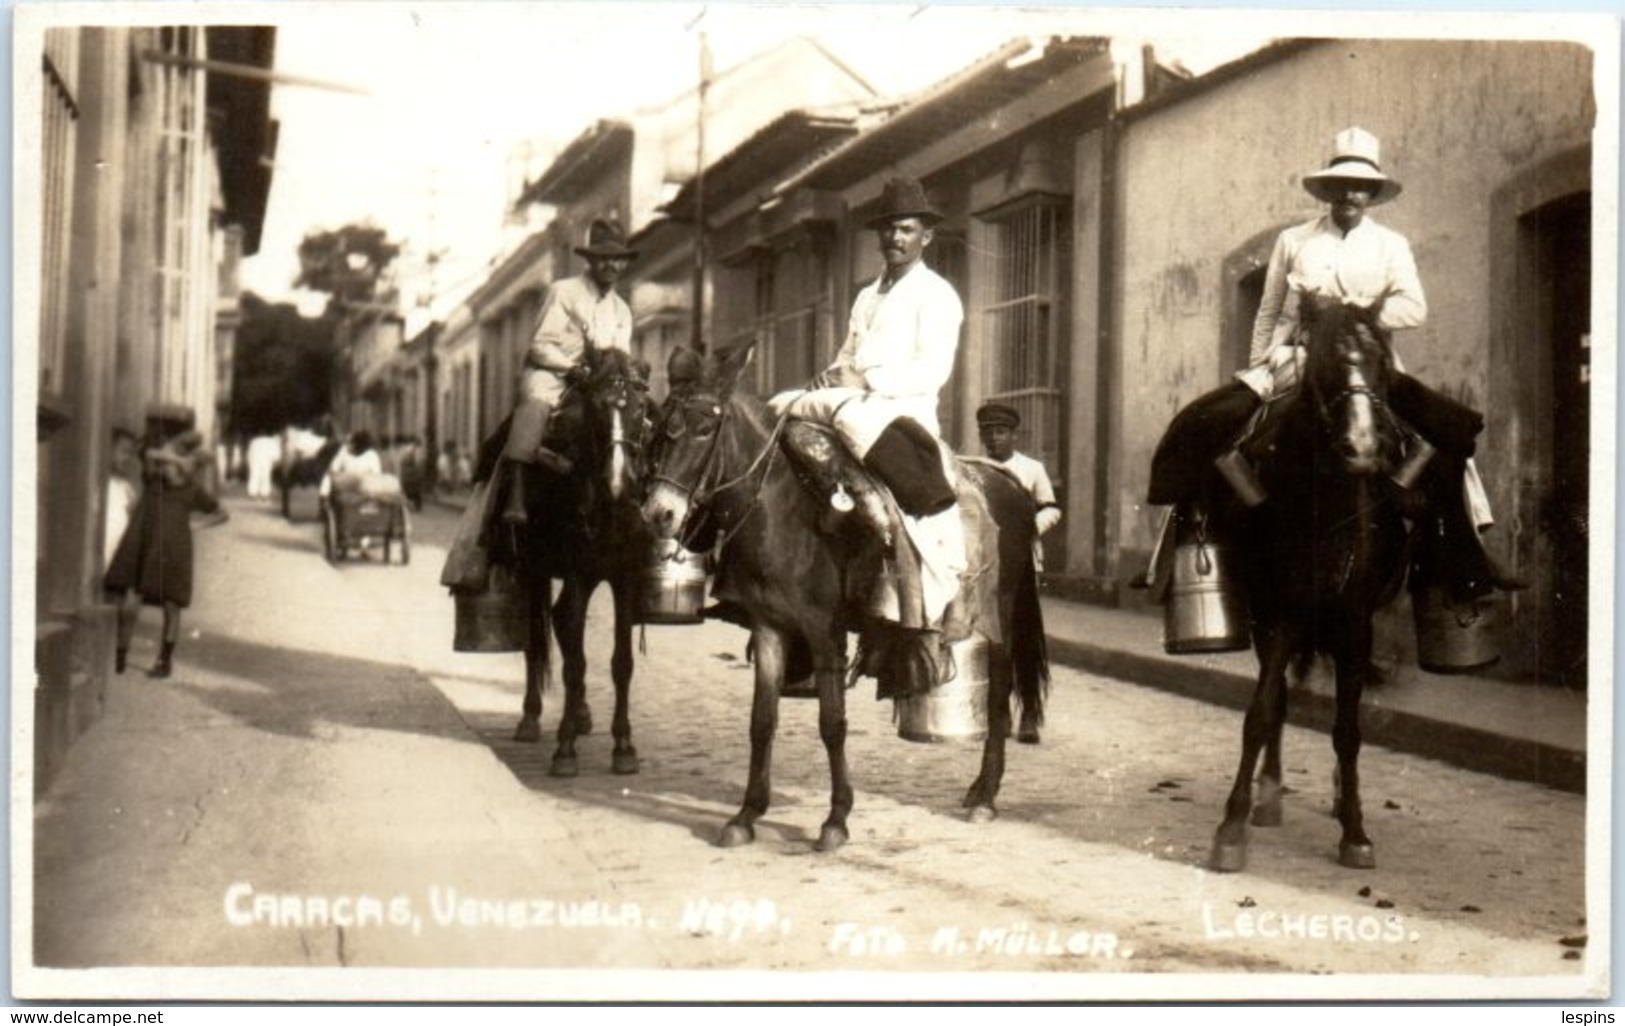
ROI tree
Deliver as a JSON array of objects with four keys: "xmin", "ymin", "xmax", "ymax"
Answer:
[
  {"xmin": 294, "ymin": 222, "xmax": 403, "ymax": 312},
  {"xmin": 230, "ymin": 292, "xmax": 342, "ymax": 436}
]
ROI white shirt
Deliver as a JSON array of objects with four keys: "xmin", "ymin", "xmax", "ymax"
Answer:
[
  {"xmin": 1241, "ymin": 214, "xmax": 1426, "ymax": 394},
  {"xmin": 105, "ymin": 476, "xmax": 138, "ymax": 559},
  {"xmin": 527, "ymin": 273, "xmax": 633, "ymax": 373},
  {"xmin": 831, "ymin": 262, "xmax": 963, "ymax": 399},
  {"xmin": 999, "ymin": 451, "xmax": 1058, "ymax": 510},
  {"xmin": 321, "ymin": 448, "xmax": 383, "ymax": 496}
]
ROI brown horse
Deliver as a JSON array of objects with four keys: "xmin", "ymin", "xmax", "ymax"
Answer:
[
  {"xmin": 1208, "ymin": 296, "xmax": 1412, "ymax": 872},
  {"xmin": 490, "ymin": 346, "xmax": 654, "ymax": 777},
  {"xmin": 640, "ymin": 344, "xmax": 1048, "ymax": 852}
]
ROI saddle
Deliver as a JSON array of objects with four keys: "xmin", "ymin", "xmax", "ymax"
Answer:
[{"xmin": 778, "ymin": 420, "xmax": 1003, "ymax": 698}]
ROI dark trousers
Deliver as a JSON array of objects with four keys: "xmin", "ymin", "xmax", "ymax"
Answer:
[{"xmin": 1146, "ymin": 374, "xmax": 1484, "ymax": 506}]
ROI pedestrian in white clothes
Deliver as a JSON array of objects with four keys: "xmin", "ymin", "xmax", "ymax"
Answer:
[
  {"xmin": 771, "ymin": 176, "xmax": 966, "ymax": 630},
  {"xmin": 245, "ymin": 434, "xmax": 279, "ymax": 499}
]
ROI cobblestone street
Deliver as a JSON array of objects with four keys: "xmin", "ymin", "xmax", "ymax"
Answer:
[{"xmin": 28, "ymin": 496, "xmax": 1592, "ymax": 997}]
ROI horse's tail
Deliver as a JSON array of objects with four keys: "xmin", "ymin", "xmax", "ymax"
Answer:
[{"xmin": 1010, "ymin": 553, "xmax": 1050, "ymax": 728}]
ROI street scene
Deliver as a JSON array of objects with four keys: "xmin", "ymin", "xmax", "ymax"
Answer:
[
  {"xmin": 30, "ymin": 496, "xmax": 1589, "ymax": 990},
  {"xmin": 18, "ymin": 3, "xmax": 1609, "ymax": 1004}
]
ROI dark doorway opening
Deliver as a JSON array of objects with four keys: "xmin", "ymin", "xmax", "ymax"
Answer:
[{"xmin": 1525, "ymin": 191, "xmax": 1590, "ymax": 687}]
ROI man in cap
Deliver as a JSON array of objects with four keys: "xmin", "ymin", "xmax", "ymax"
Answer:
[
  {"xmin": 500, "ymin": 218, "xmax": 637, "ymax": 523},
  {"xmin": 977, "ymin": 402, "xmax": 1062, "ymax": 569},
  {"xmin": 771, "ymin": 176, "xmax": 966, "ymax": 632},
  {"xmin": 1148, "ymin": 127, "xmax": 1520, "ymax": 595},
  {"xmin": 977, "ymin": 400, "xmax": 1061, "ymax": 743}
]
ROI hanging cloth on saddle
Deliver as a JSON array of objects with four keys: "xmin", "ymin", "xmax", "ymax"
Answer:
[{"xmin": 776, "ymin": 420, "xmax": 999, "ymax": 643}]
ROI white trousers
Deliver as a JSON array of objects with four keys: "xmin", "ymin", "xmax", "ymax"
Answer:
[{"xmin": 771, "ymin": 386, "xmax": 965, "ymax": 625}]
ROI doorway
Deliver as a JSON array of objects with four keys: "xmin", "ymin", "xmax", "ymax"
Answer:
[{"xmin": 1525, "ymin": 191, "xmax": 1591, "ymax": 687}]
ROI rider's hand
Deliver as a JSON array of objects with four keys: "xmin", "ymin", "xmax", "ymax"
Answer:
[{"xmin": 563, "ymin": 364, "xmax": 589, "ymax": 388}]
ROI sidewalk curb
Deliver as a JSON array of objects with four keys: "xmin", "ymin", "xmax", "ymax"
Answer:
[{"xmin": 1045, "ymin": 635, "xmax": 1586, "ymax": 795}]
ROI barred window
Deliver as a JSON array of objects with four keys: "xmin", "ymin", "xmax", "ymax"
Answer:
[
  {"xmin": 978, "ymin": 197, "xmax": 1068, "ymax": 484},
  {"xmin": 736, "ymin": 234, "xmax": 828, "ymax": 396}
]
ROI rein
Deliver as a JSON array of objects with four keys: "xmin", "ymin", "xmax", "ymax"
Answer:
[{"xmin": 656, "ymin": 396, "xmax": 789, "ymax": 554}]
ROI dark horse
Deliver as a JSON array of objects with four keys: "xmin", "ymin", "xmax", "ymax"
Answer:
[
  {"xmin": 640, "ymin": 344, "xmax": 1048, "ymax": 852},
  {"xmin": 1209, "ymin": 295, "xmax": 1412, "ymax": 872},
  {"xmin": 487, "ymin": 346, "xmax": 653, "ymax": 777}
]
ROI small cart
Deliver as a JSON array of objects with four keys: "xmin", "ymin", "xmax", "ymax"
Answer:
[{"xmin": 324, "ymin": 492, "xmax": 411, "ymax": 565}]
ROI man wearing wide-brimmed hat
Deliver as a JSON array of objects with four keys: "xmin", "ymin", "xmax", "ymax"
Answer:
[
  {"xmin": 771, "ymin": 176, "xmax": 967, "ymax": 632},
  {"xmin": 1147, "ymin": 127, "xmax": 1521, "ymax": 595},
  {"xmin": 498, "ymin": 218, "xmax": 637, "ymax": 523}
]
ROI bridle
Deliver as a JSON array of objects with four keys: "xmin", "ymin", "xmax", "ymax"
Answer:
[{"xmin": 651, "ymin": 389, "xmax": 787, "ymax": 553}]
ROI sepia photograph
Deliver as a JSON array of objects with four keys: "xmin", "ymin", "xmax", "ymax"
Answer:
[{"xmin": 11, "ymin": 1, "xmax": 1615, "ymax": 1003}]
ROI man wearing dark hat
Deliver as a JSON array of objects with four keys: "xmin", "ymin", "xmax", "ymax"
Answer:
[
  {"xmin": 977, "ymin": 402, "xmax": 1062, "ymax": 565},
  {"xmin": 771, "ymin": 176, "xmax": 966, "ymax": 629},
  {"xmin": 500, "ymin": 218, "xmax": 637, "ymax": 522},
  {"xmin": 1147, "ymin": 127, "xmax": 1520, "ymax": 595}
]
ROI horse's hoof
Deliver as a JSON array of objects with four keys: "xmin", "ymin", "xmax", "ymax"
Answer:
[
  {"xmin": 815, "ymin": 824, "xmax": 849, "ymax": 852},
  {"xmin": 573, "ymin": 708, "xmax": 593, "ymax": 736},
  {"xmin": 549, "ymin": 754, "xmax": 579, "ymax": 778},
  {"xmin": 1339, "ymin": 842, "xmax": 1377, "ymax": 870},
  {"xmin": 966, "ymin": 804, "xmax": 998, "ymax": 825},
  {"xmin": 718, "ymin": 822, "xmax": 755, "ymax": 848},
  {"xmin": 1251, "ymin": 803, "xmax": 1283, "ymax": 828},
  {"xmin": 1015, "ymin": 729, "xmax": 1041, "ymax": 745},
  {"xmin": 513, "ymin": 719, "xmax": 541, "ymax": 744},
  {"xmin": 1209, "ymin": 840, "xmax": 1248, "ymax": 873},
  {"xmin": 611, "ymin": 750, "xmax": 640, "ymax": 776},
  {"xmin": 962, "ymin": 781, "xmax": 990, "ymax": 808}
]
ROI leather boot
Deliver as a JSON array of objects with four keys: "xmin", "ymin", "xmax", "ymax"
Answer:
[
  {"xmin": 150, "ymin": 642, "xmax": 175, "ymax": 679},
  {"xmin": 501, "ymin": 461, "xmax": 529, "ymax": 526}
]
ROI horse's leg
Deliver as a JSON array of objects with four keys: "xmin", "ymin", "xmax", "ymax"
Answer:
[
  {"xmin": 1211, "ymin": 624, "xmax": 1294, "ymax": 872},
  {"xmin": 963, "ymin": 640, "xmax": 1013, "ymax": 823},
  {"xmin": 1333, "ymin": 624, "xmax": 1376, "ymax": 869},
  {"xmin": 814, "ymin": 629, "xmax": 853, "ymax": 852},
  {"xmin": 608, "ymin": 577, "xmax": 639, "ymax": 776},
  {"xmin": 721, "ymin": 625, "xmax": 783, "ymax": 848},
  {"xmin": 549, "ymin": 577, "xmax": 591, "ymax": 778},
  {"xmin": 1251, "ymin": 670, "xmax": 1290, "ymax": 827},
  {"xmin": 514, "ymin": 575, "xmax": 551, "ymax": 743}
]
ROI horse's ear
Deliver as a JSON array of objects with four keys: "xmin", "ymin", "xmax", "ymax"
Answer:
[{"xmin": 711, "ymin": 341, "xmax": 756, "ymax": 396}]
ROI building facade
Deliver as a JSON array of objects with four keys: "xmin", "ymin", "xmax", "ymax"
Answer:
[{"xmin": 33, "ymin": 25, "xmax": 277, "ymax": 789}]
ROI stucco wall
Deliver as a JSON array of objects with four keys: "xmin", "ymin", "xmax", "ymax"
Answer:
[{"xmin": 1112, "ymin": 38, "xmax": 1595, "ymax": 561}]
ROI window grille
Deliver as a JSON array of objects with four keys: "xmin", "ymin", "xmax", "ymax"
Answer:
[
  {"xmin": 739, "ymin": 236, "xmax": 828, "ymax": 396},
  {"xmin": 978, "ymin": 197, "xmax": 1068, "ymax": 484},
  {"xmin": 39, "ymin": 33, "xmax": 80, "ymax": 400}
]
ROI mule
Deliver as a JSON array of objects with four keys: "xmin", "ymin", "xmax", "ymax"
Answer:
[
  {"xmin": 1208, "ymin": 296, "xmax": 1413, "ymax": 872},
  {"xmin": 641, "ymin": 344, "xmax": 1048, "ymax": 852},
  {"xmin": 492, "ymin": 346, "xmax": 654, "ymax": 777}
]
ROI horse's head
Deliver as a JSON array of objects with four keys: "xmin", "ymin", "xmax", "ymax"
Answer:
[
  {"xmin": 573, "ymin": 347, "xmax": 652, "ymax": 502},
  {"xmin": 642, "ymin": 342, "xmax": 754, "ymax": 541},
  {"xmin": 1297, "ymin": 294, "xmax": 1399, "ymax": 476}
]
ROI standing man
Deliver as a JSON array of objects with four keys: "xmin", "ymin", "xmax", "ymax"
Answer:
[
  {"xmin": 977, "ymin": 402, "xmax": 1062, "ymax": 573},
  {"xmin": 977, "ymin": 401, "xmax": 1060, "ymax": 743},
  {"xmin": 1148, "ymin": 127, "xmax": 1520, "ymax": 596},
  {"xmin": 772, "ymin": 176, "xmax": 966, "ymax": 633},
  {"xmin": 500, "ymin": 218, "xmax": 636, "ymax": 523}
]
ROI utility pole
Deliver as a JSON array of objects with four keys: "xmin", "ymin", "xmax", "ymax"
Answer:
[{"xmin": 691, "ymin": 32, "xmax": 711, "ymax": 354}]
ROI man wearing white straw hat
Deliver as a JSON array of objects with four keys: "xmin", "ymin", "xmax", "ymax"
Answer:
[{"xmin": 1148, "ymin": 127, "xmax": 1522, "ymax": 597}]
